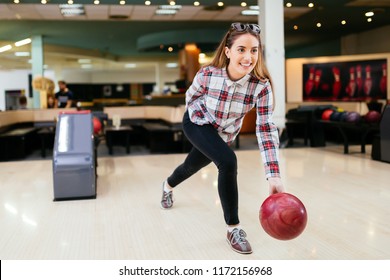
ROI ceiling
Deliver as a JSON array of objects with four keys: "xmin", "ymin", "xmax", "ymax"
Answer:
[{"xmin": 1, "ymin": 0, "xmax": 390, "ymax": 71}]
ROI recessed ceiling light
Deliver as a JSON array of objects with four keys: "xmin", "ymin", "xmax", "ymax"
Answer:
[
  {"xmin": 155, "ymin": 10, "xmax": 177, "ymax": 15},
  {"xmin": 341, "ymin": 20, "xmax": 346, "ymax": 25},
  {"xmin": 241, "ymin": 10, "xmax": 259, "ymax": 16},
  {"xmin": 0, "ymin": 45, "xmax": 12, "ymax": 53},
  {"xmin": 119, "ymin": 0, "xmax": 125, "ymax": 5},
  {"xmin": 367, "ymin": 17, "xmax": 373, "ymax": 22},
  {"xmin": 168, "ymin": 47, "xmax": 174, "ymax": 52},
  {"xmin": 125, "ymin": 63, "xmax": 136, "ymax": 68},
  {"xmin": 365, "ymin": 11, "xmax": 374, "ymax": 17},
  {"xmin": 166, "ymin": 63, "xmax": 178, "ymax": 68},
  {"xmin": 241, "ymin": 2, "xmax": 247, "ymax": 7},
  {"xmin": 293, "ymin": 25, "xmax": 298, "ymax": 30},
  {"xmin": 217, "ymin": 2, "xmax": 224, "ymax": 7},
  {"xmin": 308, "ymin": 3, "xmax": 314, "ymax": 8},
  {"xmin": 194, "ymin": 1, "xmax": 200, "ymax": 6},
  {"xmin": 145, "ymin": 1, "xmax": 151, "ymax": 5},
  {"xmin": 94, "ymin": 0, "xmax": 100, "ymax": 5},
  {"xmin": 15, "ymin": 52, "xmax": 30, "ymax": 57},
  {"xmin": 286, "ymin": 3, "xmax": 292, "ymax": 8},
  {"xmin": 15, "ymin": 38, "xmax": 31, "ymax": 47},
  {"xmin": 316, "ymin": 22, "xmax": 322, "ymax": 28}
]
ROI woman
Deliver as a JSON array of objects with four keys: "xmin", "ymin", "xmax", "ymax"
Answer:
[{"xmin": 161, "ymin": 22, "xmax": 285, "ymax": 254}]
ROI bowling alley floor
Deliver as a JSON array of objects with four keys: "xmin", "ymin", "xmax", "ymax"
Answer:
[{"xmin": 0, "ymin": 140, "xmax": 389, "ymax": 260}]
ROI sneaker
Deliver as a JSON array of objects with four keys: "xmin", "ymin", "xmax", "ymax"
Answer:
[
  {"xmin": 226, "ymin": 228, "xmax": 252, "ymax": 254},
  {"xmin": 161, "ymin": 183, "xmax": 173, "ymax": 209}
]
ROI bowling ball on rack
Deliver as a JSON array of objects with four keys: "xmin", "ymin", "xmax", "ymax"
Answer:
[
  {"xmin": 259, "ymin": 193, "xmax": 307, "ymax": 240},
  {"xmin": 345, "ymin": 111, "xmax": 361, "ymax": 123},
  {"xmin": 93, "ymin": 117, "xmax": 102, "ymax": 134},
  {"xmin": 321, "ymin": 109, "xmax": 334, "ymax": 121},
  {"xmin": 364, "ymin": 110, "xmax": 381, "ymax": 123},
  {"xmin": 330, "ymin": 111, "xmax": 342, "ymax": 121}
]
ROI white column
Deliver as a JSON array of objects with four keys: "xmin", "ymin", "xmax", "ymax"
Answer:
[
  {"xmin": 258, "ymin": 0, "xmax": 286, "ymax": 128},
  {"xmin": 31, "ymin": 35, "xmax": 44, "ymax": 108}
]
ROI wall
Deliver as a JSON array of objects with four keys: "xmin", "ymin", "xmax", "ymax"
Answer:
[{"xmin": 286, "ymin": 52, "xmax": 390, "ymax": 114}]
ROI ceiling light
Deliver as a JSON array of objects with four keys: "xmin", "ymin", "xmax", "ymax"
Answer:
[
  {"xmin": 120, "ymin": 0, "xmax": 125, "ymax": 4},
  {"xmin": 241, "ymin": 2, "xmax": 247, "ymax": 7},
  {"xmin": 60, "ymin": 4, "xmax": 85, "ymax": 16},
  {"xmin": 145, "ymin": 1, "xmax": 151, "ymax": 5},
  {"xmin": 168, "ymin": 47, "xmax": 173, "ymax": 52},
  {"xmin": 217, "ymin": 2, "xmax": 224, "ymax": 7},
  {"xmin": 293, "ymin": 25, "xmax": 298, "ymax": 30},
  {"xmin": 286, "ymin": 2, "xmax": 292, "ymax": 8},
  {"xmin": 155, "ymin": 10, "xmax": 177, "ymax": 15},
  {"xmin": 367, "ymin": 17, "xmax": 372, "ymax": 22},
  {"xmin": 241, "ymin": 10, "xmax": 259, "ymax": 16},
  {"xmin": 308, "ymin": 3, "xmax": 314, "ymax": 8},
  {"xmin": 365, "ymin": 11, "xmax": 374, "ymax": 17},
  {"xmin": 41, "ymin": 0, "xmax": 47, "ymax": 4},
  {"xmin": 0, "ymin": 45, "xmax": 12, "ymax": 53},
  {"xmin": 316, "ymin": 22, "xmax": 322, "ymax": 28},
  {"xmin": 194, "ymin": 1, "xmax": 200, "ymax": 6},
  {"xmin": 341, "ymin": 20, "xmax": 346, "ymax": 25},
  {"xmin": 94, "ymin": 0, "xmax": 100, "ymax": 4},
  {"xmin": 169, "ymin": 1, "xmax": 176, "ymax": 5},
  {"xmin": 14, "ymin": 0, "xmax": 19, "ymax": 3},
  {"xmin": 159, "ymin": 5, "xmax": 182, "ymax": 10},
  {"xmin": 15, "ymin": 52, "xmax": 30, "ymax": 57},
  {"xmin": 166, "ymin": 63, "xmax": 178, "ymax": 68},
  {"xmin": 15, "ymin": 38, "xmax": 31, "ymax": 47},
  {"xmin": 68, "ymin": 0, "xmax": 73, "ymax": 4}
]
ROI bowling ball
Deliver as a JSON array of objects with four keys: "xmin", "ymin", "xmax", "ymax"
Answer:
[
  {"xmin": 330, "ymin": 111, "xmax": 342, "ymax": 121},
  {"xmin": 259, "ymin": 193, "xmax": 307, "ymax": 240},
  {"xmin": 321, "ymin": 109, "xmax": 334, "ymax": 121},
  {"xmin": 345, "ymin": 111, "xmax": 361, "ymax": 123},
  {"xmin": 339, "ymin": 111, "xmax": 349, "ymax": 122},
  {"xmin": 364, "ymin": 110, "xmax": 381, "ymax": 123},
  {"xmin": 93, "ymin": 117, "xmax": 102, "ymax": 134}
]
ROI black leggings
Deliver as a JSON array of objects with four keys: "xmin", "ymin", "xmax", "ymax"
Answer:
[{"xmin": 167, "ymin": 111, "xmax": 239, "ymax": 225}]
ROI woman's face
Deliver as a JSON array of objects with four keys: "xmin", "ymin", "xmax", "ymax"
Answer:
[{"xmin": 224, "ymin": 33, "xmax": 259, "ymax": 81}]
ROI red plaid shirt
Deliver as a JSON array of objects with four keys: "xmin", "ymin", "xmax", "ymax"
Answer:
[{"xmin": 186, "ymin": 66, "xmax": 280, "ymax": 178}]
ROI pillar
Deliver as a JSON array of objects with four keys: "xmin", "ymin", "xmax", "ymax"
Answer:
[
  {"xmin": 258, "ymin": 0, "xmax": 286, "ymax": 128},
  {"xmin": 31, "ymin": 35, "xmax": 44, "ymax": 108}
]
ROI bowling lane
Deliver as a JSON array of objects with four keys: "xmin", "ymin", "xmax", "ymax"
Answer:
[{"xmin": 0, "ymin": 147, "xmax": 389, "ymax": 259}]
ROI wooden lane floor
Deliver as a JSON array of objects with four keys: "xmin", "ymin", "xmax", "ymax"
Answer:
[{"xmin": 0, "ymin": 146, "xmax": 389, "ymax": 259}]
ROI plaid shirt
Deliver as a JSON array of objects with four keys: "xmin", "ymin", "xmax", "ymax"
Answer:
[{"xmin": 186, "ymin": 66, "xmax": 280, "ymax": 178}]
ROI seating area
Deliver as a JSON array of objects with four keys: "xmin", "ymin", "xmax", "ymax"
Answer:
[{"xmin": 0, "ymin": 106, "xmax": 191, "ymax": 161}]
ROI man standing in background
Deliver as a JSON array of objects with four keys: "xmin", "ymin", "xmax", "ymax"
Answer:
[{"xmin": 55, "ymin": 80, "xmax": 73, "ymax": 108}]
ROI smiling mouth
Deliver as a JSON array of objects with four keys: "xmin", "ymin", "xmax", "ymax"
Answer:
[{"xmin": 240, "ymin": 62, "xmax": 252, "ymax": 67}]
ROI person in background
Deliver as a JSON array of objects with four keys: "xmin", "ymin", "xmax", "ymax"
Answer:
[
  {"xmin": 160, "ymin": 22, "xmax": 285, "ymax": 254},
  {"xmin": 19, "ymin": 95, "xmax": 28, "ymax": 109},
  {"xmin": 55, "ymin": 80, "xmax": 73, "ymax": 108},
  {"xmin": 47, "ymin": 94, "xmax": 55, "ymax": 109}
]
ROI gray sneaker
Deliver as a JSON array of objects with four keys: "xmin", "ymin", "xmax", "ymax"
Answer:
[
  {"xmin": 161, "ymin": 183, "xmax": 173, "ymax": 209},
  {"xmin": 226, "ymin": 228, "xmax": 252, "ymax": 254}
]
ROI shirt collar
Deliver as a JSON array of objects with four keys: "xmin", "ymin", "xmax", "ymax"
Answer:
[{"xmin": 223, "ymin": 67, "xmax": 252, "ymax": 87}]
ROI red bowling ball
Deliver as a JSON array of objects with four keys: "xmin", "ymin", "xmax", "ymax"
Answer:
[
  {"xmin": 93, "ymin": 117, "xmax": 102, "ymax": 134},
  {"xmin": 259, "ymin": 193, "xmax": 307, "ymax": 240}
]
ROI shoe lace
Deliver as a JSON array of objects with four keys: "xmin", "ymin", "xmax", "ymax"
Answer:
[
  {"xmin": 163, "ymin": 191, "xmax": 173, "ymax": 204},
  {"xmin": 231, "ymin": 229, "xmax": 247, "ymax": 245}
]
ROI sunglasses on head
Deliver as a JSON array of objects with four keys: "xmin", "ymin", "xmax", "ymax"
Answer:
[{"xmin": 231, "ymin": 22, "xmax": 261, "ymax": 34}]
